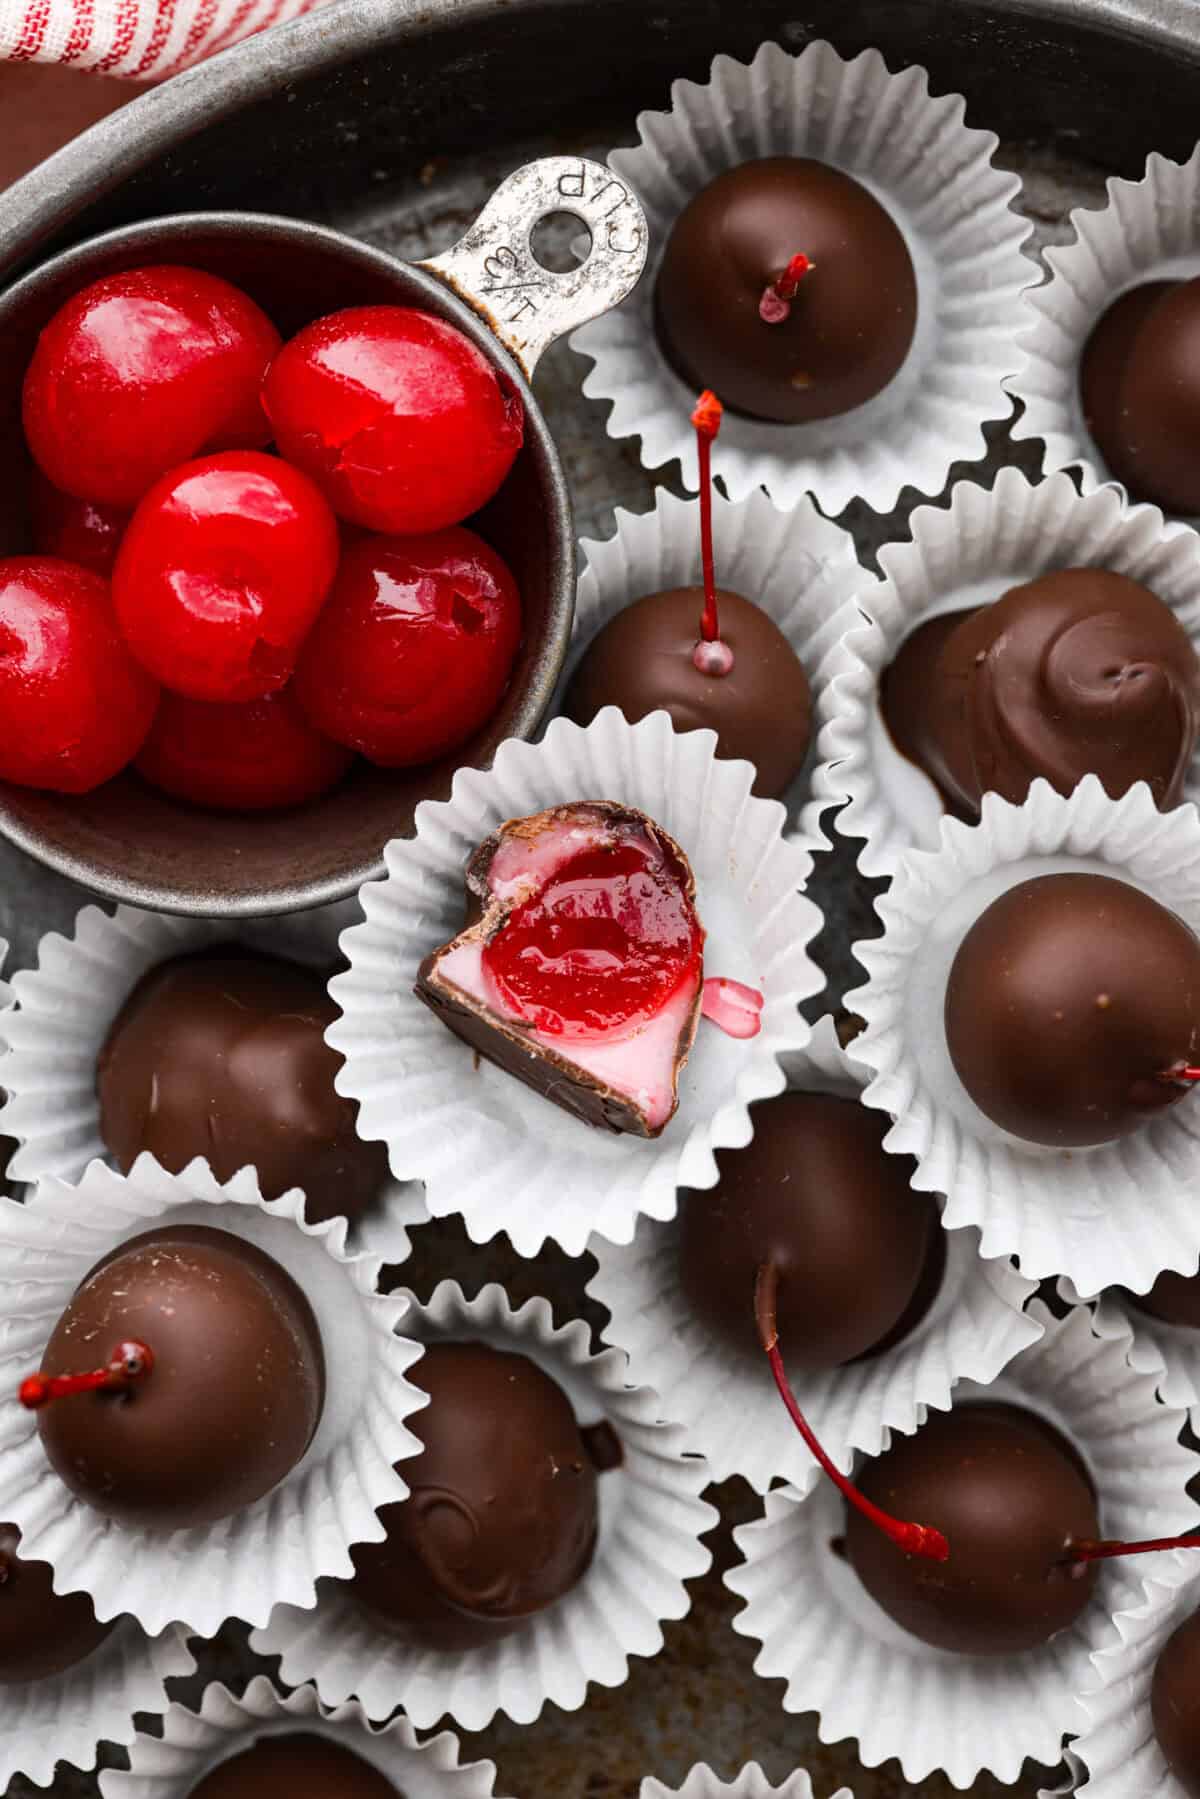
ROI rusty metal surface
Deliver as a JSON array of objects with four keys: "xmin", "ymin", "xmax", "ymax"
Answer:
[{"xmin": 0, "ymin": 128, "xmax": 1109, "ymax": 1799}]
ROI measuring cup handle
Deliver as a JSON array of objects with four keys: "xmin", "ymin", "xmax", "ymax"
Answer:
[{"xmin": 419, "ymin": 155, "xmax": 648, "ymax": 378}]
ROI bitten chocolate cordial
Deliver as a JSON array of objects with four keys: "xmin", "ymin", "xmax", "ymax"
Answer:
[
  {"xmin": 0, "ymin": 1522, "xmax": 114, "ymax": 1683},
  {"xmin": 25, "ymin": 1225, "xmax": 325, "ymax": 1530},
  {"xmin": 187, "ymin": 1733, "xmax": 398, "ymax": 1798},
  {"xmin": 655, "ymin": 158, "xmax": 917, "ymax": 424},
  {"xmin": 881, "ymin": 569, "xmax": 1200, "ymax": 818},
  {"xmin": 845, "ymin": 1403, "xmax": 1101, "ymax": 1655},
  {"xmin": 945, "ymin": 872, "xmax": 1200, "ymax": 1147},
  {"xmin": 1081, "ymin": 277, "xmax": 1200, "ymax": 514},
  {"xmin": 350, "ymin": 1341, "xmax": 606, "ymax": 1647},
  {"xmin": 678, "ymin": 1090, "xmax": 940, "ymax": 1367},
  {"xmin": 1152, "ymin": 1608, "xmax": 1200, "ymax": 1797},
  {"xmin": 565, "ymin": 394, "xmax": 812, "ymax": 800},
  {"xmin": 416, "ymin": 800, "xmax": 705, "ymax": 1136},
  {"xmin": 97, "ymin": 948, "xmax": 388, "ymax": 1226}
]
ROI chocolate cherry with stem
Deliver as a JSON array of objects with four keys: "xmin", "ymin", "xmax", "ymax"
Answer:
[{"xmin": 564, "ymin": 393, "xmax": 813, "ymax": 799}]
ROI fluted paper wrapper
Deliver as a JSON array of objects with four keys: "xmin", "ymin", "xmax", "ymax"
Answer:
[
  {"xmin": 563, "ymin": 486, "xmax": 877, "ymax": 839},
  {"xmin": 330, "ymin": 709, "xmax": 822, "ymax": 1258},
  {"xmin": 0, "ymin": 898, "xmax": 426, "ymax": 1262},
  {"xmin": 588, "ymin": 1014, "xmax": 1041, "ymax": 1493},
  {"xmin": 642, "ymin": 1767, "xmax": 853, "ymax": 1799},
  {"xmin": 0, "ymin": 1159, "xmax": 425, "ymax": 1637},
  {"xmin": 1059, "ymin": 1274, "xmax": 1200, "ymax": 1413},
  {"xmin": 726, "ymin": 1302, "xmax": 1200, "ymax": 1789},
  {"xmin": 99, "ymin": 1673, "xmax": 504, "ymax": 1799},
  {"xmin": 1070, "ymin": 1552, "xmax": 1200, "ymax": 1799},
  {"xmin": 0, "ymin": 1618, "xmax": 193, "ymax": 1792},
  {"xmin": 572, "ymin": 39, "xmax": 1033, "ymax": 517},
  {"xmin": 846, "ymin": 776, "xmax": 1200, "ymax": 1297},
  {"xmin": 821, "ymin": 466, "xmax": 1200, "ymax": 879},
  {"xmin": 251, "ymin": 1279, "xmax": 718, "ymax": 1730},
  {"xmin": 1011, "ymin": 144, "xmax": 1200, "ymax": 516}
]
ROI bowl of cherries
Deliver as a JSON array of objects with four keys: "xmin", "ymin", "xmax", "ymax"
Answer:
[{"xmin": 0, "ymin": 159, "xmax": 647, "ymax": 914}]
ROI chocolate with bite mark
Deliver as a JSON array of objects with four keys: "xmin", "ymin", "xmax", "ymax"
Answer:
[{"xmin": 416, "ymin": 802, "xmax": 703, "ymax": 1137}]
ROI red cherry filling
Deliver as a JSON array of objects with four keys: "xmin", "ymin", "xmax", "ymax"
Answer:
[
  {"xmin": 292, "ymin": 526, "xmax": 522, "ymax": 766},
  {"xmin": 261, "ymin": 305, "xmax": 524, "ymax": 533},
  {"xmin": 136, "ymin": 685, "xmax": 354, "ymax": 811},
  {"xmin": 22, "ymin": 265, "xmax": 280, "ymax": 508},
  {"xmin": 482, "ymin": 836, "xmax": 703, "ymax": 1043},
  {"xmin": 113, "ymin": 451, "xmax": 339, "ymax": 703},
  {"xmin": 0, "ymin": 556, "xmax": 159, "ymax": 793},
  {"xmin": 28, "ymin": 468, "xmax": 128, "ymax": 577}
]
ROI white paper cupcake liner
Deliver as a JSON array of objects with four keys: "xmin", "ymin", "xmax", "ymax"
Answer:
[
  {"xmin": 571, "ymin": 39, "xmax": 1033, "ymax": 517},
  {"xmin": 99, "ymin": 1672, "xmax": 504, "ymax": 1799},
  {"xmin": 0, "ymin": 1616, "xmax": 193, "ymax": 1792},
  {"xmin": 0, "ymin": 898, "xmax": 426, "ymax": 1263},
  {"xmin": 330, "ymin": 709, "xmax": 822, "ymax": 1258},
  {"xmin": 820, "ymin": 466, "xmax": 1200, "ymax": 879},
  {"xmin": 251, "ymin": 1278, "xmax": 718, "ymax": 1730},
  {"xmin": 641, "ymin": 1768, "xmax": 853, "ymax": 1799},
  {"xmin": 1058, "ymin": 1274, "xmax": 1200, "ymax": 1414},
  {"xmin": 726, "ymin": 1301, "xmax": 1200, "ymax": 1790},
  {"xmin": 1011, "ymin": 143, "xmax": 1200, "ymax": 516},
  {"xmin": 587, "ymin": 1014, "xmax": 1041, "ymax": 1493},
  {"xmin": 0, "ymin": 1158, "xmax": 425, "ymax": 1637},
  {"xmin": 846, "ymin": 775, "xmax": 1200, "ymax": 1298},
  {"xmin": 1070, "ymin": 1551, "xmax": 1200, "ymax": 1799},
  {"xmin": 561, "ymin": 486, "xmax": 878, "ymax": 842}
]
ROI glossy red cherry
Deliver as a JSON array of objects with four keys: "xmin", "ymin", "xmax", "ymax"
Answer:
[
  {"xmin": 136, "ymin": 685, "xmax": 354, "ymax": 812},
  {"xmin": 482, "ymin": 835, "xmax": 704, "ymax": 1043},
  {"xmin": 292, "ymin": 525, "xmax": 522, "ymax": 766},
  {"xmin": 261, "ymin": 305, "xmax": 524, "ymax": 533},
  {"xmin": 28, "ymin": 467, "xmax": 129, "ymax": 577},
  {"xmin": 0, "ymin": 556, "xmax": 159, "ymax": 793},
  {"xmin": 22, "ymin": 265, "xmax": 280, "ymax": 508},
  {"xmin": 113, "ymin": 451, "xmax": 340, "ymax": 703}
]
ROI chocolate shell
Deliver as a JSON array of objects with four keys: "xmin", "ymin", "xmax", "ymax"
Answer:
[
  {"xmin": 0, "ymin": 1522, "xmax": 114, "ymax": 1682},
  {"xmin": 1152, "ymin": 1608, "xmax": 1200, "ymax": 1796},
  {"xmin": 1081, "ymin": 276, "xmax": 1200, "ymax": 514},
  {"xmin": 188, "ymin": 1734, "xmax": 398, "ymax": 1799},
  {"xmin": 416, "ymin": 801, "xmax": 704, "ymax": 1137}
]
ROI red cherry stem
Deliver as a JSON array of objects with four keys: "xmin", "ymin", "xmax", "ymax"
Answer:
[
  {"xmin": 1160, "ymin": 1065, "xmax": 1200, "ymax": 1084},
  {"xmin": 1065, "ymin": 1532, "xmax": 1200, "ymax": 1565},
  {"xmin": 692, "ymin": 390, "xmax": 723, "ymax": 645},
  {"xmin": 19, "ymin": 1340, "xmax": 154, "ymax": 1410},
  {"xmin": 759, "ymin": 252, "xmax": 813, "ymax": 324},
  {"xmin": 755, "ymin": 1264, "xmax": 949, "ymax": 1562}
]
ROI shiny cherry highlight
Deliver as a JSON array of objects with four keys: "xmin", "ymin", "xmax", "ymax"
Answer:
[
  {"xmin": 113, "ymin": 450, "xmax": 340, "ymax": 703},
  {"xmin": 136, "ymin": 685, "xmax": 354, "ymax": 811},
  {"xmin": 22, "ymin": 265, "xmax": 280, "ymax": 508},
  {"xmin": 292, "ymin": 525, "xmax": 522, "ymax": 766},
  {"xmin": 0, "ymin": 556, "xmax": 159, "ymax": 793},
  {"xmin": 261, "ymin": 305, "xmax": 524, "ymax": 533}
]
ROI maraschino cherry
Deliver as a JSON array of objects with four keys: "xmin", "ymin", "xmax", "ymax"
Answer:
[
  {"xmin": 261, "ymin": 305, "xmax": 524, "ymax": 533},
  {"xmin": 136, "ymin": 685, "xmax": 354, "ymax": 811},
  {"xmin": 28, "ymin": 467, "xmax": 128, "ymax": 577},
  {"xmin": 293, "ymin": 524, "xmax": 522, "ymax": 766},
  {"xmin": 23, "ymin": 265, "xmax": 280, "ymax": 508},
  {"xmin": 113, "ymin": 451, "xmax": 340, "ymax": 703},
  {"xmin": 0, "ymin": 556, "xmax": 159, "ymax": 793}
]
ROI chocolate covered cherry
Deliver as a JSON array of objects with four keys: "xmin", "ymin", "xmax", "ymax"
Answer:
[
  {"xmin": 845, "ymin": 1403, "xmax": 1100, "ymax": 1655},
  {"xmin": 262, "ymin": 305, "xmax": 524, "ymax": 533},
  {"xmin": 136, "ymin": 687, "xmax": 353, "ymax": 812},
  {"xmin": 23, "ymin": 265, "xmax": 280, "ymax": 508},
  {"xmin": 655, "ymin": 158, "xmax": 918, "ymax": 424},
  {"xmin": 0, "ymin": 556, "xmax": 159, "ymax": 794},
  {"xmin": 29, "ymin": 1225, "xmax": 324, "ymax": 1529},
  {"xmin": 293, "ymin": 526, "xmax": 522, "ymax": 767},
  {"xmin": 945, "ymin": 873, "xmax": 1200, "ymax": 1147},
  {"xmin": 114, "ymin": 452, "xmax": 340, "ymax": 704},
  {"xmin": 350, "ymin": 1341, "xmax": 602, "ymax": 1646},
  {"xmin": 187, "ymin": 1734, "xmax": 398, "ymax": 1799},
  {"xmin": 1152, "ymin": 1608, "xmax": 1200, "ymax": 1796},
  {"xmin": 1082, "ymin": 277, "xmax": 1200, "ymax": 514},
  {"xmin": 0, "ymin": 1523, "xmax": 114, "ymax": 1682}
]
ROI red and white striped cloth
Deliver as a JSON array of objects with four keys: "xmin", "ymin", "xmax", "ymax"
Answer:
[{"xmin": 0, "ymin": 0, "xmax": 331, "ymax": 79}]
